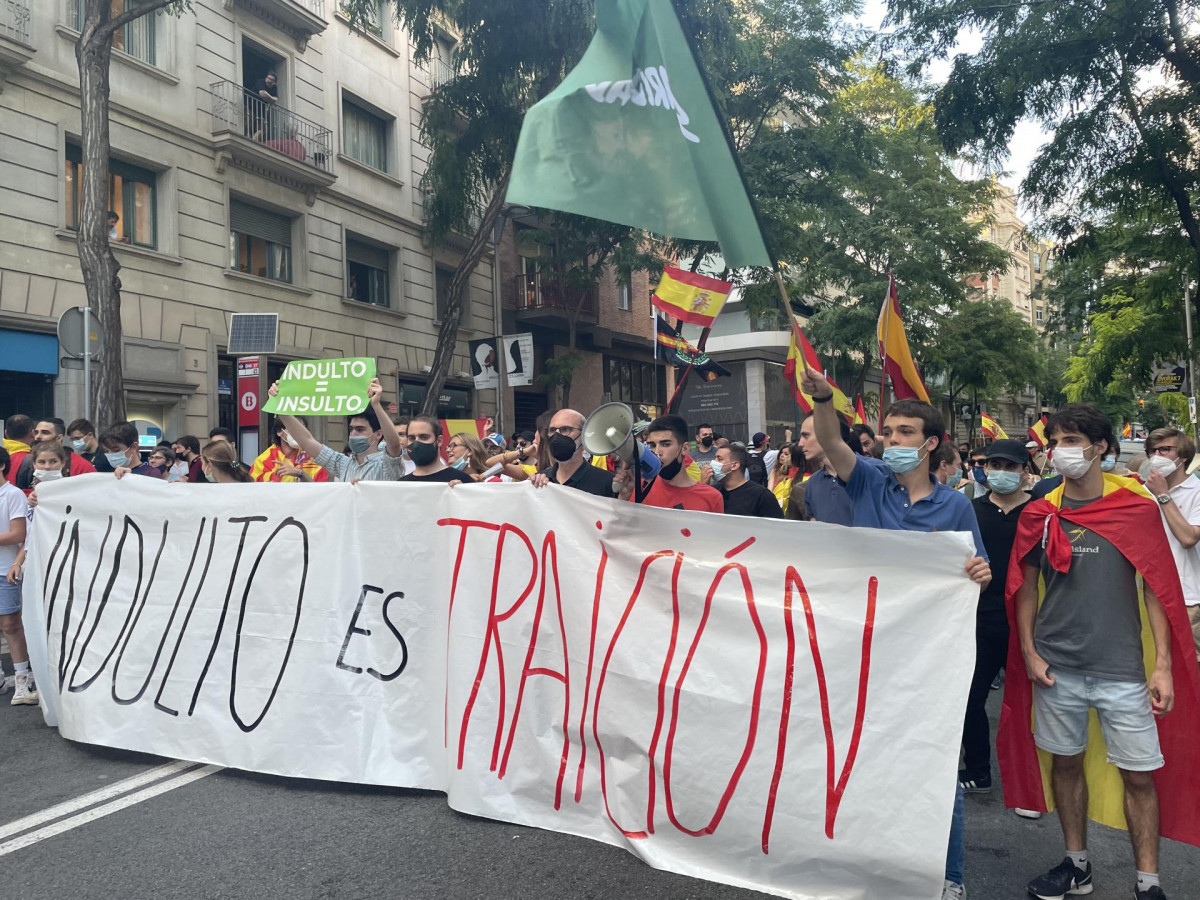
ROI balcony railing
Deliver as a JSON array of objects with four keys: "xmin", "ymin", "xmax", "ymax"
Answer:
[
  {"xmin": 295, "ymin": 0, "xmax": 324, "ymax": 14},
  {"xmin": 210, "ymin": 81, "xmax": 333, "ymax": 175},
  {"xmin": 429, "ymin": 56, "xmax": 455, "ymax": 88},
  {"xmin": 1, "ymin": 0, "xmax": 31, "ymax": 43},
  {"xmin": 516, "ymin": 274, "xmax": 595, "ymax": 314}
]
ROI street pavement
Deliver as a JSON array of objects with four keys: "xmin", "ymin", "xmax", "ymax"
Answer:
[{"xmin": 2, "ymin": 670, "xmax": 1198, "ymax": 900}]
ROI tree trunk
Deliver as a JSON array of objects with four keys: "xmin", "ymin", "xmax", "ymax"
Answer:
[
  {"xmin": 421, "ymin": 168, "xmax": 511, "ymax": 417},
  {"xmin": 76, "ymin": 14, "xmax": 126, "ymax": 425}
]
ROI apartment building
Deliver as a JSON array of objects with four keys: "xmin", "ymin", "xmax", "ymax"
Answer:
[{"xmin": 0, "ymin": 0, "xmax": 501, "ymax": 451}]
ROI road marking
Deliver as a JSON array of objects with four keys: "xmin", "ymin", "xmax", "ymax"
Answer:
[
  {"xmin": 0, "ymin": 760, "xmax": 196, "ymax": 841},
  {"xmin": 0, "ymin": 763, "xmax": 222, "ymax": 856}
]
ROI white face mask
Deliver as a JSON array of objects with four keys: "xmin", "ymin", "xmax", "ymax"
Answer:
[
  {"xmin": 1140, "ymin": 456, "xmax": 1179, "ymax": 480},
  {"xmin": 1052, "ymin": 445, "xmax": 1097, "ymax": 480},
  {"xmin": 282, "ymin": 432, "xmax": 300, "ymax": 450},
  {"xmin": 33, "ymin": 468, "xmax": 64, "ymax": 482}
]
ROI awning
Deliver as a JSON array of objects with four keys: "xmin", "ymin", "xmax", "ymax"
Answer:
[{"xmin": 0, "ymin": 329, "xmax": 58, "ymax": 375}]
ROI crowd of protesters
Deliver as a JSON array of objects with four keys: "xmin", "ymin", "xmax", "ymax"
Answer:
[{"xmin": 4, "ymin": 369, "xmax": 1199, "ymax": 900}]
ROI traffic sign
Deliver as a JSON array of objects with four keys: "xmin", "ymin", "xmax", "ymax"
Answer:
[{"xmin": 57, "ymin": 307, "xmax": 104, "ymax": 360}]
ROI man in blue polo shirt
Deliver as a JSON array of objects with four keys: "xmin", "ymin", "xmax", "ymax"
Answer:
[{"xmin": 801, "ymin": 365, "xmax": 989, "ymax": 900}]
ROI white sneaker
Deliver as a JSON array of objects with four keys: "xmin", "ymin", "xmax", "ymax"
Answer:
[
  {"xmin": 1015, "ymin": 807, "xmax": 1043, "ymax": 819},
  {"xmin": 0, "ymin": 674, "xmax": 12, "ymax": 695},
  {"xmin": 941, "ymin": 880, "xmax": 966, "ymax": 899},
  {"xmin": 10, "ymin": 673, "xmax": 38, "ymax": 706}
]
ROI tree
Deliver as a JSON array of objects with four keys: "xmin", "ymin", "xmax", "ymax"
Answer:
[
  {"xmin": 345, "ymin": 0, "xmax": 595, "ymax": 416},
  {"xmin": 747, "ymin": 62, "xmax": 1009, "ymax": 397},
  {"xmin": 889, "ymin": 0, "xmax": 1200, "ymax": 279},
  {"xmin": 924, "ymin": 297, "xmax": 1043, "ymax": 420},
  {"xmin": 74, "ymin": 1, "xmax": 190, "ymax": 425}
]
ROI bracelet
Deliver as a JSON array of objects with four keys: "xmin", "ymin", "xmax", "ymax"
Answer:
[{"xmin": 813, "ymin": 393, "xmax": 834, "ymax": 404}]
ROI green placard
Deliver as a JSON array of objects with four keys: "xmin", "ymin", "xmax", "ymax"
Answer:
[{"xmin": 263, "ymin": 357, "xmax": 376, "ymax": 416}]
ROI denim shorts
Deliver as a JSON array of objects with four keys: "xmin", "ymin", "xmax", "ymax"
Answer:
[
  {"xmin": 0, "ymin": 578, "xmax": 20, "ymax": 616},
  {"xmin": 1033, "ymin": 668, "xmax": 1163, "ymax": 771}
]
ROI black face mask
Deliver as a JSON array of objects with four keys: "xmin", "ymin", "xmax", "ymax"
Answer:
[
  {"xmin": 698, "ymin": 436, "xmax": 713, "ymax": 448},
  {"xmin": 659, "ymin": 453, "xmax": 684, "ymax": 480},
  {"xmin": 408, "ymin": 440, "xmax": 439, "ymax": 466},
  {"xmin": 549, "ymin": 433, "xmax": 578, "ymax": 462}
]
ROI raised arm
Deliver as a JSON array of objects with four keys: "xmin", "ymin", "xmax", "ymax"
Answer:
[
  {"xmin": 368, "ymin": 379, "xmax": 402, "ymax": 458},
  {"xmin": 798, "ymin": 365, "xmax": 857, "ymax": 482},
  {"xmin": 268, "ymin": 381, "xmax": 324, "ymax": 459}
]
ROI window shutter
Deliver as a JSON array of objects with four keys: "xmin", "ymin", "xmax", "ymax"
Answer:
[
  {"xmin": 347, "ymin": 239, "xmax": 389, "ymax": 270},
  {"xmin": 230, "ymin": 200, "xmax": 291, "ymax": 246}
]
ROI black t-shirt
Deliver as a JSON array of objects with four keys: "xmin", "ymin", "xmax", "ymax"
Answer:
[
  {"xmin": 402, "ymin": 467, "xmax": 465, "ymax": 483},
  {"xmin": 542, "ymin": 461, "xmax": 615, "ymax": 497},
  {"xmin": 252, "ymin": 78, "xmax": 278, "ymax": 99},
  {"xmin": 720, "ymin": 480, "xmax": 784, "ymax": 518},
  {"xmin": 972, "ymin": 493, "xmax": 1031, "ymax": 616},
  {"xmin": 79, "ymin": 449, "xmax": 114, "ymax": 473}
]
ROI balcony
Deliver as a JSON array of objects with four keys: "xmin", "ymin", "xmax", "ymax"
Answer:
[
  {"xmin": 0, "ymin": 0, "xmax": 35, "ymax": 92},
  {"xmin": 223, "ymin": 0, "xmax": 326, "ymax": 51},
  {"xmin": 514, "ymin": 273, "xmax": 597, "ymax": 330},
  {"xmin": 429, "ymin": 56, "xmax": 454, "ymax": 89},
  {"xmin": 210, "ymin": 80, "xmax": 336, "ymax": 205}
]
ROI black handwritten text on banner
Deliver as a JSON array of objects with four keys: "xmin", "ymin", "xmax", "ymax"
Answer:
[{"xmin": 25, "ymin": 477, "xmax": 978, "ymax": 900}]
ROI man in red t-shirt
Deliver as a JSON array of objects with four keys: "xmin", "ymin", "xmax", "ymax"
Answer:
[{"xmin": 617, "ymin": 414, "xmax": 722, "ymax": 512}]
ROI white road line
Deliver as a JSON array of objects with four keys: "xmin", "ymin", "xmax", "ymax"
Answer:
[
  {"xmin": 0, "ymin": 764, "xmax": 222, "ymax": 857},
  {"xmin": 0, "ymin": 760, "xmax": 197, "ymax": 841}
]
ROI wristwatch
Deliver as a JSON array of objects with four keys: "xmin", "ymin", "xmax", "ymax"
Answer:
[{"xmin": 1156, "ymin": 493, "xmax": 1172, "ymax": 505}]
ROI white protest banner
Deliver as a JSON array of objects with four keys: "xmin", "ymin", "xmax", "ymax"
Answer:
[
  {"xmin": 24, "ymin": 476, "xmax": 978, "ymax": 900},
  {"xmin": 262, "ymin": 357, "xmax": 376, "ymax": 415}
]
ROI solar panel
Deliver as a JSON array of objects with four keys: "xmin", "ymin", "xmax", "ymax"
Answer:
[{"xmin": 228, "ymin": 313, "xmax": 279, "ymax": 354}]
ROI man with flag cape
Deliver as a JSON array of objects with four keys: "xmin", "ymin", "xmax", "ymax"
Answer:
[{"xmin": 999, "ymin": 404, "xmax": 1200, "ymax": 900}]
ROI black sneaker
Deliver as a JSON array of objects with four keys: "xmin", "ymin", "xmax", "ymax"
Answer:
[
  {"xmin": 1027, "ymin": 857, "xmax": 1093, "ymax": 898},
  {"xmin": 958, "ymin": 769, "xmax": 992, "ymax": 793},
  {"xmin": 1134, "ymin": 886, "xmax": 1167, "ymax": 900}
]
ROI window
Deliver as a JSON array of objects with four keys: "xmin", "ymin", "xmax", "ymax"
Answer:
[
  {"xmin": 604, "ymin": 356, "xmax": 664, "ymax": 406},
  {"xmin": 618, "ymin": 281, "xmax": 631, "ymax": 311},
  {"xmin": 1036, "ymin": 306, "xmax": 1044, "ymax": 325},
  {"xmin": 346, "ymin": 237, "xmax": 390, "ymax": 307},
  {"xmin": 1033, "ymin": 252, "xmax": 1042, "ymax": 273},
  {"xmin": 342, "ymin": 98, "xmax": 389, "ymax": 172},
  {"xmin": 73, "ymin": 1, "xmax": 155, "ymax": 65},
  {"xmin": 435, "ymin": 264, "xmax": 456, "ymax": 319},
  {"xmin": 229, "ymin": 199, "xmax": 292, "ymax": 283},
  {"xmin": 65, "ymin": 144, "xmax": 157, "ymax": 248}
]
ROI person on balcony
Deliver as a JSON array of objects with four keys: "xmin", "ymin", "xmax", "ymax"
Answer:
[{"xmin": 249, "ymin": 70, "xmax": 278, "ymax": 142}]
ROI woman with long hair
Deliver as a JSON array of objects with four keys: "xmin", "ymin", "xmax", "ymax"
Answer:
[
  {"xmin": 768, "ymin": 443, "xmax": 800, "ymax": 516},
  {"xmin": 200, "ymin": 440, "xmax": 253, "ymax": 484},
  {"xmin": 446, "ymin": 432, "xmax": 498, "ymax": 480}
]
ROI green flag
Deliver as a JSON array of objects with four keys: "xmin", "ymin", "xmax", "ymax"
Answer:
[
  {"xmin": 263, "ymin": 357, "xmax": 376, "ymax": 416},
  {"xmin": 506, "ymin": 0, "xmax": 771, "ymax": 268}
]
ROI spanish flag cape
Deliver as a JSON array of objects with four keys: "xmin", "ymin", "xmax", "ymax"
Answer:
[{"xmin": 997, "ymin": 473, "xmax": 1200, "ymax": 847}]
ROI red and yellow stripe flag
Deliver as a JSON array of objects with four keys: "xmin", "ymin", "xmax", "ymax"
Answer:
[
  {"xmin": 439, "ymin": 418, "xmax": 488, "ymax": 459},
  {"xmin": 1027, "ymin": 414, "xmax": 1048, "ymax": 447},
  {"xmin": 980, "ymin": 412, "xmax": 1007, "ymax": 440},
  {"xmin": 1122, "ymin": 421, "xmax": 1133, "ymax": 439},
  {"xmin": 877, "ymin": 273, "xmax": 930, "ymax": 403},
  {"xmin": 854, "ymin": 394, "xmax": 867, "ymax": 426},
  {"xmin": 782, "ymin": 318, "xmax": 854, "ymax": 418},
  {"xmin": 651, "ymin": 266, "xmax": 732, "ymax": 327}
]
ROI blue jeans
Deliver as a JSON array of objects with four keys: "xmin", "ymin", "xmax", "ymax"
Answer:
[{"xmin": 945, "ymin": 781, "xmax": 965, "ymax": 884}]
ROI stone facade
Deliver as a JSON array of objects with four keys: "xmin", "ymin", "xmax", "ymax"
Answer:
[{"xmin": 0, "ymin": 0, "xmax": 496, "ymax": 454}]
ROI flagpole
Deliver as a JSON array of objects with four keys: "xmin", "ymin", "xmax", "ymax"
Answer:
[{"xmin": 878, "ymin": 273, "xmax": 893, "ymax": 434}]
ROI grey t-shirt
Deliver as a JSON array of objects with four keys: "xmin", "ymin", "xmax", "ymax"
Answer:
[
  {"xmin": 691, "ymin": 444, "xmax": 718, "ymax": 465},
  {"xmin": 1030, "ymin": 496, "xmax": 1144, "ymax": 682}
]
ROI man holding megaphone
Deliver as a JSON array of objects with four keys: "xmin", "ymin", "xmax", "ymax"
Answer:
[
  {"xmin": 528, "ymin": 408, "xmax": 616, "ymax": 497},
  {"xmin": 613, "ymin": 414, "xmax": 722, "ymax": 512}
]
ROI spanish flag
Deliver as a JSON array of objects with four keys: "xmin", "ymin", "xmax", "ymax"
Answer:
[
  {"xmin": 999, "ymin": 474, "xmax": 1200, "ymax": 846},
  {"xmin": 651, "ymin": 266, "xmax": 732, "ymax": 327},
  {"xmin": 877, "ymin": 274, "xmax": 930, "ymax": 403},
  {"xmin": 854, "ymin": 394, "xmax": 867, "ymax": 426},
  {"xmin": 1122, "ymin": 421, "xmax": 1133, "ymax": 439},
  {"xmin": 783, "ymin": 320, "xmax": 854, "ymax": 419},
  {"xmin": 1027, "ymin": 414, "xmax": 1048, "ymax": 448},
  {"xmin": 439, "ymin": 418, "xmax": 488, "ymax": 459},
  {"xmin": 981, "ymin": 412, "xmax": 1007, "ymax": 440}
]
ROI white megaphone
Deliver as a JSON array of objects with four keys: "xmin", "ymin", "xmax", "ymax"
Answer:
[{"xmin": 582, "ymin": 402, "xmax": 660, "ymax": 497}]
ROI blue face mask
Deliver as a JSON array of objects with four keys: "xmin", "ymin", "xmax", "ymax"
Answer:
[
  {"xmin": 348, "ymin": 435, "xmax": 371, "ymax": 455},
  {"xmin": 986, "ymin": 470, "xmax": 1022, "ymax": 494},
  {"xmin": 450, "ymin": 456, "xmax": 469, "ymax": 471},
  {"xmin": 972, "ymin": 466, "xmax": 988, "ymax": 484},
  {"xmin": 72, "ymin": 438, "xmax": 89, "ymax": 452},
  {"xmin": 105, "ymin": 451, "xmax": 129, "ymax": 468},
  {"xmin": 710, "ymin": 460, "xmax": 728, "ymax": 482},
  {"xmin": 1100, "ymin": 458, "xmax": 1117, "ymax": 472},
  {"xmin": 882, "ymin": 443, "xmax": 928, "ymax": 475},
  {"xmin": 945, "ymin": 471, "xmax": 962, "ymax": 488}
]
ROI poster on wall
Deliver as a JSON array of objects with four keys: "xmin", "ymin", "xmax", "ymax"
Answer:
[{"xmin": 469, "ymin": 334, "xmax": 535, "ymax": 389}]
